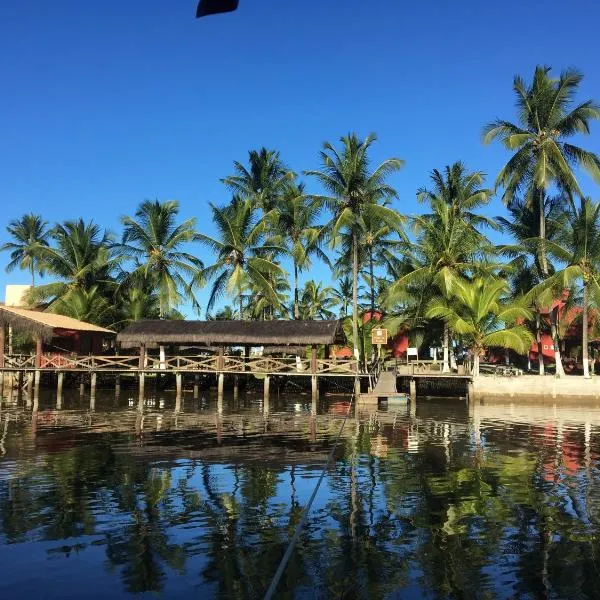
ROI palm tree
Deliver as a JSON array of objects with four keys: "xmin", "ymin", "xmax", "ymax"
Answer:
[
  {"xmin": 221, "ymin": 147, "xmax": 294, "ymax": 214},
  {"xmin": 530, "ymin": 198, "xmax": 600, "ymax": 378},
  {"xmin": 196, "ymin": 199, "xmax": 287, "ymax": 318},
  {"xmin": 331, "ymin": 275, "xmax": 355, "ymax": 318},
  {"xmin": 483, "ymin": 66, "xmax": 600, "ymax": 276},
  {"xmin": 118, "ymin": 200, "xmax": 202, "ymax": 318},
  {"xmin": 384, "ymin": 193, "xmax": 497, "ymax": 372},
  {"xmin": 111, "ymin": 282, "xmax": 162, "ymax": 329},
  {"xmin": 497, "ymin": 193, "xmax": 569, "ymax": 374},
  {"xmin": 269, "ymin": 181, "xmax": 329, "ymax": 318},
  {"xmin": 306, "ymin": 133, "xmax": 404, "ymax": 363},
  {"xmin": 426, "ymin": 277, "xmax": 533, "ymax": 376},
  {"xmin": 26, "ymin": 219, "xmax": 116, "ymax": 319},
  {"xmin": 1, "ymin": 214, "xmax": 49, "ymax": 285},
  {"xmin": 298, "ymin": 280, "xmax": 338, "ymax": 320}
]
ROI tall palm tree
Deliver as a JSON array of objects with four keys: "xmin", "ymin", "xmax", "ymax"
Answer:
[
  {"xmin": 384, "ymin": 194, "xmax": 497, "ymax": 372},
  {"xmin": 306, "ymin": 133, "xmax": 404, "ymax": 363},
  {"xmin": 427, "ymin": 277, "xmax": 533, "ymax": 376},
  {"xmin": 331, "ymin": 274, "xmax": 358, "ymax": 318},
  {"xmin": 269, "ymin": 181, "xmax": 329, "ymax": 318},
  {"xmin": 221, "ymin": 147, "xmax": 294, "ymax": 214},
  {"xmin": 1, "ymin": 214, "xmax": 49, "ymax": 285},
  {"xmin": 497, "ymin": 193, "xmax": 569, "ymax": 374},
  {"xmin": 196, "ymin": 199, "xmax": 287, "ymax": 318},
  {"xmin": 298, "ymin": 280, "xmax": 339, "ymax": 320},
  {"xmin": 483, "ymin": 66, "xmax": 600, "ymax": 276},
  {"xmin": 118, "ymin": 200, "xmax": 203, "ymax": 318},
  {"xmin": 26, "ymin": 219, "xmax": 116, "ymax": 319},
  {"xmin": 530, "ymin": 198, "xmax": 600, "ymax": 378}
]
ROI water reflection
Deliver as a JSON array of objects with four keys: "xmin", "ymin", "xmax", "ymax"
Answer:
[{"xmin": 1, "ymin": 390, "xmax": 600, "ymax": 598}]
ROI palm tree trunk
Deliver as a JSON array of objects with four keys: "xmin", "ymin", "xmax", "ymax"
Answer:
[
  {"xmin": 369, "ymin": 247, "xmax": 375, "ymax": 317},
  {"xmin": 536, "ymin": 312, "xmax": 545, "ymax": 376},
  {"xmin": 583, "ymin": 281, "xmax": 590, "ymax": 378},
  {"xmin": 352, "ymin": 231, "xmax": 360, "ymax": 364},
  {"xmin": 239, "ymin": 290, "xmax": 243, "ymax": 321},
  {"xmin": 31, "ymin": 263, "xmax": 35, "ymax": 287},
  {"xmin": 539, "ymin": 188, "xmax": 549, "ymax": 276},
  {"xmin": 550, "ymin": 307, "xmax": 565, "ymax": 377},
  {"xmin": 442, "ymin": 322, "xmax": 450, "ymax": 373},
  {"xmin": 294, "ymin": 263, "xmax": 299, "ymax": 320},
  {"xmin": 472, "ymin": 352, "xmax": 480, "ymax": 377}
]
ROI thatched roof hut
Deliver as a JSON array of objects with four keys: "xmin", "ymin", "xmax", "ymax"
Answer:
[
  {"xmin": 0, "ymin": 306, "xmax": 114, "ymax": 341},
  {"xmin": 117, "ymin": 319, "xmax": 345, "ymax": 349}
]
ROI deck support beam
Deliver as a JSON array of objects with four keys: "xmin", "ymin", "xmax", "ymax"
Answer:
[
  {"xmin": 34, "ymin": 369, "xmax": 41, "ymax": 400},
  {"xmin": 409, "ymin": 378, "xmax": 417, "ymax": 416},
  {"xmin": 35, "ymin": 336, "xmax": 43, "ymax": 369},
  {"xmin": 115, "ymin": 374, "xmax": 121, "ymax": 395},
  {"xmin": 217, "ymin": 372, "xmax": 224, "ymax": 400},
  {"xmin": 26, "ymin": 372, "xmax": 33, "ymax": 407},
  {"xmin": 57, "ymin": 372, "xmax": 64, "ymax": 408},
  {"xmin": 263, "ymin": 375, "xmax": 270, "ymax": 405},
  {"xmin": 176, "ymin": 372, "xmax": 183, "ymax": 398},
  {"xmin": 233, "ymin": 375, "xmax": 239, "ymax": 400},
  {"xmin": 79, "ymin": 374, "xmax": 85, "ymax": 396},
  {"xmin": 194, "ymin": 374, "xmax": 199, "ymax": 399},
  {"xmin": 311, "ymin": 375, "xmax": 318, "ymax": 401},
  {"xmin": 139, "ymin": 373, "xmax": 145, "ymax": 400},
  {"xmin": 90, "ymin": 372, "xmax": 97, "ymax": 397}
]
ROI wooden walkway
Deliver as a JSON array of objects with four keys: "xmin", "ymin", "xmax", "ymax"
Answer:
[{"xmin": 372, "ymin": 370, "xmax": 398, "ymax": 396}]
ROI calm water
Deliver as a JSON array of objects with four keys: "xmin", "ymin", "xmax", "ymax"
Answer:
[{"xmin": 1, "ymin": 389, "xmax": 600, "ymax": 599}]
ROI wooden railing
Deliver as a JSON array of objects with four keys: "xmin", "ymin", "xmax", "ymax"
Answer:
[{"xmin": 1, "ymin": 354, "xmax": 359, "ymax": 376}]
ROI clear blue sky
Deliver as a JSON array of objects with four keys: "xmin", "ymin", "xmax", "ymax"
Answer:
[{"xmin": 1, "ymin": 0, "xmax": 599, "ymax": 315}]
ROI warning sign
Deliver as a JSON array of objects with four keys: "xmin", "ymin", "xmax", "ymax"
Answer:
[{"xmin": 371, "ymin": 328, "xmax": 388, "ymax": 345}]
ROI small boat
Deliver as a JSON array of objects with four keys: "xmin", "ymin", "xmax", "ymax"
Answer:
[{"xmin": 381, "ymin": 393, "xmax": 409, "ymax": 405}]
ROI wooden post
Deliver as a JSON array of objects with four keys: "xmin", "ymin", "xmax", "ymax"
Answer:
[
  {"xmin": 176, "ymin": 372, "xmax": 182, "ymax": 398},
  {"xmin": 16, "ymin": 371, "xmax": 23, "ymax": 400},
  {"xmin": 90, "ymin": 392, "xmax": 96, "ymax": 411},
  {"xmin": 0, "ymin": 370, "xmax": 3, "ymax": 400},
  {"xmin": 139, "ymin": 373, "xmax": 145, "ymax": 399},
  {"xmin": 217, "ymin": 347, "xmax": 224, "ymax": 370},
  {"xmin": 311, "ymin": 344, "xmax": 317, "ymax": 374},
  {"xmin": 79, "ymin": 374, "xmax": 85, "ymax": 396},
  {"xmin": 263, "ymin": 376, "xmax": 270, "ymax": 415},
  {"xmin": 217, "ymin": 372, "xmax": 224, "ymax": 400},
  {"xmin": 354, "ymin": 376, "xmax": 361, "ymax": 397},
  {"xmin": 311, "ymin": 375, "xmax": 318, "ymax": 402},
  {"xmin": 115, "ymin": 374, "xmax": 121, "ymax": 395},
  {"xmin": 233, "ymin": 375, "xmax": 239, "ymax": 400},
  {"xmin": 34, "ymin": 369, "xmax": 41, "ymax": 400},
  {"xmin": 409, "ymin": 378, "xmax": 417, "ymax": 417},
  {"xmin": 139, "ymin": 343, "xmax": 146, "ymax": 370},
  {"xmin": 193, "ymin": 374, "xmax": 199, "ymax": 399},
  {"xmin": 90, "ymin": 372, "xmax": 97, "ymax": 397},
  {"xmin": 35, "ymin": 335, "xmax": 43, "ymax": 368},
  {"xmin": 0, "ymin": 325, "xmax": 5, "ymax": 368},
  {"xmin": 26, "ymin": 372, "xmax": 33, "ymax": 407},
  {"xmin": 57, "ymin": 372, "xmax": 64, "ymax": 408}
]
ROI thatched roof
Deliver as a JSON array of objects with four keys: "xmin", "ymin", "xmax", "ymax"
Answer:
[
  {"xmin": 117, "ymin": 319, "xmax": 345, "ymax": 349},
  {"xmin": 0, "ymin": 305, "xmax": 115, "ymax": 341},
  {"xmin": 263, "ymin": 345, "xmax": 307, "ymax": 357}
]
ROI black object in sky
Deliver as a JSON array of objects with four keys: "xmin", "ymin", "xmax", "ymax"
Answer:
[{"xmin": 196, "ymin": 0, "xmax": 239, "ymax": 18}]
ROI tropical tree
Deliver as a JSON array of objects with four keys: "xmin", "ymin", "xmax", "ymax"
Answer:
[
  {"xmin": 1, "ymin": 214, "xmax": 49, "ymax": 285},
  {"xmin": 298, "ymin": 280, "xmax": 339, "ymax": 320},
  {"xmin": 529, "ymin": 198, "xmax": 600, "ymax": 378},
  {"xmin": 268, "ymin": 181, "xmax": 329, "ymax": 318},
  {"xmin": 497, "ymin": 193, "xmax": 569, "ymax": 374},
  {"xmin": 306, "ymin": 133, "xmax": 404, "ymax": 364},
  {"xmin": 196, "ymin": 199, "xmax": 287, "ymax": 318},
  {"xmin": 117, "ymin": 200, "xmax": 202, "ymax": 318},
  {"xmin": 384, "ymin": 187, "xmax": 497, "ymax": 372},
  {"xmin": 331, "ymin": 275, "xmax": 357, "ymax": 318},
  {"xmin": 25, "ymin": 219, "xmax": 116, "ymax": 320},
  {"xmin": 483, "ymin": 66, "xmax": 600, "ymax": 276},
  {"xmin": 221, "ymin": 147, "xmax": 294, "ymax": 214},
  {"xmin": 426, "ymin": 277, "xmax": 534, "ymax": 376}
]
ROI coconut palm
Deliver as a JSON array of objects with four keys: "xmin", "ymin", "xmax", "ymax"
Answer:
[
  {"xmin": 483, "ymin": 66, "xmax": 600, "ymax": 276},
  {"xmin": 268, "ymin": 181, "xmax": 329, "ymax": 318},
  {"xmin": 306, "ymin": 133, "xmax": 404, "ymax": 363},
  {"xmin": 117, "ymin": 200, "xmax": 202, "ymax": 318},
  {"xmin": 221, "ymin": 147, "xmax": 294, "ymax": 214},
  {"xmin": 426, "ymin": 277, "xmax": 533, "ymax": 376},
  {"xmin": 497, "ymin": 193, "xmax": 569, "ymax": 374},
  {"xmin": 246, "ymin": 268, "xmax": 290, "ymax": 320},
  {"xmin": 331, "ymin": 274, "xmax": 358, "ymax": 318},
  {"xmin": 530, "ymin": 198, "xmax": 600, "ymax": 378},
  {"xmin": 196, "ymin": 199, "xmax": 287, "ymax": 318},
  {"xmin": 111, "ymin": 283, "xmax": 162, "ymax": 329},
  {"xmin": 384, "ymin": 193, "xmax": 497, "ymax": 372},
  {"xmin": 26, "ymin": 219, "xmax": 116, "ymax": 319},
  {"xmin": 298, "ymin": 280, "xmax": 339, "ymax": 320},
  {"xmin": 1, "ymin": 214, "xmax": 49, "ymax": 285}
]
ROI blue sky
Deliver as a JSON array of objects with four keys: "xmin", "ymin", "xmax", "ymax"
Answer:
[{"xmin": 1, "ymin": 0, "xmax": 599, "ymax": 315}]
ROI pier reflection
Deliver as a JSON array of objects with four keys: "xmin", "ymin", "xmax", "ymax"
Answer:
[{"xmin": 1, "ymin": 391, "xmax": 600, "ymax": 599}]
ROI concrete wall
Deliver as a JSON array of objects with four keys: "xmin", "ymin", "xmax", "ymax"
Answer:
[{"xmin": 473, "ymin": 374, "xmax": 600, "ymax": 401}]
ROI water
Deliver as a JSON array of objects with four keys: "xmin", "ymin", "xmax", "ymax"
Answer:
[{"xmin": 1, "ymin": 390, "xmax": 600, "ymax": 599}]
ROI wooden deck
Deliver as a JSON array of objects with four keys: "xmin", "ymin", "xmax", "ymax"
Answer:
[{"xmin": 0, "ymin": 353, "xmax": 359, "ymax": 377}]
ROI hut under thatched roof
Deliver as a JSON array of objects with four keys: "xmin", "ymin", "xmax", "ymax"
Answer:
[
  {"xmin": 0, "ymin": 305, "xmax": 115, "ymax": 360},
  {"xmin": 117, "ymin": 320, "xmax": 345, "ymax": 349}
]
